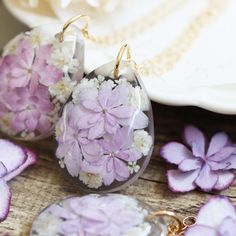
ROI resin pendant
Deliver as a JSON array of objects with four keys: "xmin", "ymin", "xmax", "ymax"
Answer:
[
  {"xmin": 0, "ymin": 23, "xmax": 84, "ymax": 140},
  {"xmin": 55, "ymin": 57, "xmax": 154, "ymax": 192},
  {"xmin": 30, "ymin": 194, "xmax": 167, "ymax": 236}
]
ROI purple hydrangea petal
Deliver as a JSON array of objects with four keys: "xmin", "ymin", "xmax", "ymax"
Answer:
[
  {"xmin": 167, "ymin": 169, "xmax": 199, "ymax": 192},
  {"xmin": 131, "ymin": 111, "xmax": 149, "ymax": 129},
  {"xmin": 207, "ymin": 146, "xmax": 236, "ymax": 162},
  {"xmin": 0, "ymin": 179, "xmax": 11, "ymax": 222},
  {"xmin": 225, "ymin": 154, "xmax": 236, "ymax": 169},
  {"xmin": 160, "ymin": 142, "xmax": 193, "ymax": 165},
  {"xmin": 185, "ymin": 225, "xmax": 219, "ymax": 236},
  {"xmin": 207, "ymin": 132, "xmax": 229, "ymax": 156},
  {"xmin": 213, "ymin": 171, "xmax": 235, "ymax": 191},
  {"xmin": 218, "ymin": 217, "xmax": 236, "ymax": 236},
  {"xmin": 196, "ymin": 197, "xmax": 236, "ymax": 228},
  {"xmin": 195, "ymin": 164, "xmax": 218, "ymax": 191},
  {"xmin": 178, "ymin": 158, "xmax": 202, "ymax": 172},
  {"xmin": 0, "ymin": 162, "xmax": 7, "ymax": 178},
  {"xmin": 184, "ymin": 125, "xmax": 206, "ymax": 158}
]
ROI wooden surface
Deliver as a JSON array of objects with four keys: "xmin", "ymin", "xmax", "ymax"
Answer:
[{"xmin": 1, "ymin": 102, "xmax": 236, "ymax": 235}]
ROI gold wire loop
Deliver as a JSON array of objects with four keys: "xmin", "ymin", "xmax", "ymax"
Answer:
[
  {"xmin": 114, "ymin": 44, "xmax": 132, "ymax": 79},
  {"xmin": 59, "ymin": 14, "xmax": 90, "ymax": 42},
  {"xmin": 148, "ymin": 211, "xmax": 183, "ymax": 235}
]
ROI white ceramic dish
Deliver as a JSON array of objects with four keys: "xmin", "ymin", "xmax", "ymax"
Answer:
[{"xmin": 3, "ymin": 0, "xmax": 236, "ymax": 114}]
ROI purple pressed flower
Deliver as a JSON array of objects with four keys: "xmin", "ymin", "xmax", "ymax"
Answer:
[
  {"xmin": 4, "ymin": 39, "xmax": 63, "ymax": 91},
  {"xmin": 185, "ymin": 197, "xmax": 236, "ymax": 236},
  {"xmin": 75, "ymin": 81, "xmax": 148, "ymax": 139},
  {"xmin": 3, "ymin": 86, "xmax": 53, "ymax": 133},
  {"xmin": 56, "ymin": 103, "xmax": 102, "ymax": 177},
  {"xmin": 49, "ymin": 195, "xmax": 147, "ymax": 236},
  {"xmin": 160, "ymin": 125, "xmax": 236, "ymax": 192},
  {"xmin": 82, "ymin": 127, "xmax": 142, "ymax": 186}
]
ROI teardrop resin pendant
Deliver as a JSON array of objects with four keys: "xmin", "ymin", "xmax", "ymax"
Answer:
[
  {"xmin": 55, "ymin": 46, "xmax": 154, "ymax": 192},
  {"xmin": 0, "ymin": 23, "xmax": 84, "ymax": 140},
  {"xmin": 30, "ymin": 194, "xmax": 167, "ymax": 236}
]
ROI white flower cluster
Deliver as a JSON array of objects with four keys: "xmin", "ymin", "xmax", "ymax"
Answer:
[
  {"xmin": 133, "ymin": 130, "xmax": 153, "ymax": 156},
  {"xmin": 79, "ymin": 172, "xmax": 103, "ymax": 189},
  {"xmin": 49, "ymin": 76, "xmax": 76, "ymax": 103}
]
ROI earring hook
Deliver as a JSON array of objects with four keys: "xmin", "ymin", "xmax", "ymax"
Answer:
[
  {"xmin": 59, "ymin": 14, "xmax": 90, "ymax": 42},
  {"xmin": 114, "ymin": 43, "xmax": 132, "ymax": 79}
]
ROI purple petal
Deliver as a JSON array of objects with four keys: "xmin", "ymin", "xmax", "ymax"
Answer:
[
  {"xmin": 207, "ymin": 132, "xmax": 229, "ymax": 156},
  {"xmin": 219, "ymin": 217, "xmax": 236, "ymax": 236},
  {"xmin": 213, "ymin": 171, "xmax": 234, "ymax": 191},
  {"xmin": 88, "ymin": 120, "xmax": 105, "ymax": 139},
  {"xmin": 98, "ymin": 82, "xmax": 112, "ymax": 108},
  {"xmin": 79, "ymin": 87, "xmax": 98, "ymax": 103},
  {"xmin": 185, "ymin": 225, "xmax": 218, "ymax": 236},
  {"xmin": 196, "ymin": 197, "xmax": 236, "ymax": 227},
  {"xmin": 179, "ymin": 158, "xmax": 202, "ymax": 171},
  {"xmin": 114, "ymin": 158, "xmax": 130, "ymax": 180},
  {"xmin": 64, "ymin": 151, "xmax": 82, "ymax": 177},
  {"xmin": 160, "ymin": 142, "xmax": 193, "ymax": 165},
  {"xmin": 224, "ymin": 154, "xmax": 236, "ymax": 170},
  {"xmin": 131, "ymin": 111, "xmax": 149, "ymax": 129},
  {"xmin": 0, "ymin": 139, "xmax": 27, "ymax": 173},
  {"xmin": 3, "ymin": 149, "xmax": 37, "ymax": 182},
  {"xmin": 195, "ymin": 164, "xmax": 218, "ymax": 191},
  {"xmin": 109, "ymin": 106, "xmax": 134, "ymax": 119},
  {"xmin": 184, "ymin": 125, "xmax": 206, "ymax": 158},
  {"xmin": 0, "ymin": 179, "xmax": 11, "ymax": 222},
  {"xmin": 207, "ymin": 146, "xmax": 236, "ymax": 162},
  {"xmin": 0, "ymin": 162, "xmax": 7, "ymax": 178},
  {"xmin": 167, "ymin": 169, "xmax": 199, "ymax": 192}
]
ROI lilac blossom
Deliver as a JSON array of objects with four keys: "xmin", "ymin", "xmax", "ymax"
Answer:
[
  {"xmin": 4, "ymin": 39, "xmax": 63, "ymax": 91},
  {"xmin": 185, "ymin": 197, "xmax": 236, "ymax": 236},
  {"xmin": 75, "ymin": 81, "xmax": 148, "ymax": 139},
  {"xmin": 161, "ymin": 125, "xmax": 236, "ymax": 192},
  {"xmin": 3, "ymin": 86, "xmax": 53, "ymax": 134}
]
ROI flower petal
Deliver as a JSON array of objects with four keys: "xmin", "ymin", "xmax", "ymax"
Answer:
[
  {"xmin": 195, "ymin": 164, "xmax": 218, "ymax": 191},
  {"xmin": 0, "ymin": 139, "xmax": 27, "ymax": 173},
  {"xmin": 179, "ymin": 158, "xmax": 202, "ymax": 171},
  {"xmin": 196, "ymin": 197, "xmax": 236, "ymax": 227},
  {"xmin": 0, "ymin": 179, "xmax": 11, "ymax": 222},
  {"xmin": 160, "ymin": 142, "xmax": 193, "ymax": 165},
  {"xmin": 207, "ymin": 146, "xmax": 236, "ymax": 162},
  {"xmin": 184, "ymin": 125, "xmax": 206, "ymax": 158},
  {"xmin": 207, "ymin": 132, "xmax": 229, "ymax": 156},
  {"xmin": 185, "ymin": 225, "xmax": 218, "ymax": 236},
  {"xmin": 0, "ymin": 162, "xmax": 7, "ymax": 178},
  {"xmin": 219, "ymin": 217, "xmax": 236, "ymax": 236},
  {"xmin": 3, "ymin": 149, "xmax": 37, "ymax": 182},
  {"xmin": 213, "ymin": 171, "xmax": 235, "ymax": 191},
  {"xmin": 132, "ymin": 111, "xmax": 149, "ymax": 129},
  {"xmin": 167, "ymin": 169, "xmax": 199, "ymax": 192}
]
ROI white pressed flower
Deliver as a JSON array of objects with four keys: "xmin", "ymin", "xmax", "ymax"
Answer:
[
  {"xmin": 29, "ymin": 28, "xmax": 53, "ymax": 47},
  {"xmin": 123, "ymin": 222, "xmax": 152, "ymax": 236},
  {"xmin": 72, "ymin": 78, "xmax": 99, "ymax": 104},
  {"xmin": 133, "ymin": 130, "xmax": 153, "ymax": 156},
  {"xmin": 49, "ymin": 76, "xmax": 76, "ymax": 103},
  {"xmin": 79, "ymin": 172, "xmax": 103, "ymax": 189},
  {"xmin": 49, "ymin": 42, "xmax": 79, "ymax": 73},
  {"xmin": 128, "ymin": 161, "xmax": 140, "ymax": 174},
  {"xmin": 128, "ymin": 86, "xmax": 150, "ymax": 111},
  {"xmin": 31, "ymin": 212, "xmax": 62, "ymax": 236}
]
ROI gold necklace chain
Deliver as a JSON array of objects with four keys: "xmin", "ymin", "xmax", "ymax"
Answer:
[
  {"xmin": 137, "ymin": 0, "xmax": 229, "ymax": 77},
  {"xmin": 84, "ymin": 0, "xmax": 189, "ymax": 45},
  {"xmin": 83, "ymin": 0, "xmax": 228, "ymax": 77}
]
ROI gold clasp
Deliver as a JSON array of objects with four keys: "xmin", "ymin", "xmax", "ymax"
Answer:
[
  {"xmin": 114, "ymin": 43, "xmax": 132, "ymax": 79},
  {"xmin": 148, "ymin": 211, "xmax": 196, "ymax": 235},
  {"xmin": 59, "ymin": 14, "xmax": 90, "ymax": 42}
]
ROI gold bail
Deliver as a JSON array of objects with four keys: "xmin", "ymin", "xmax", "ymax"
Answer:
[
  {"xmin": 114, "ymin": 43, "xmax": 132, "ymax": 79},
  {"xmin": 59, "ymin": 14, "xmax": 90, "ymax": 42}
]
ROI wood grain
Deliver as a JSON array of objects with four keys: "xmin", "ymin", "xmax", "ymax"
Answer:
[{"xmin": 1, "ymin": 103, "xmax": 236, "ymax": 235}]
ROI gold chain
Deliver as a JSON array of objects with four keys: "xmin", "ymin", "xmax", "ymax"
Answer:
[
  {"xmin": 84, "ymin": 0, "xmax": 228, "ymax": 76},
  {"xmin": 83, "ymin": 0, "xmax": 189, "ymax": 44}
]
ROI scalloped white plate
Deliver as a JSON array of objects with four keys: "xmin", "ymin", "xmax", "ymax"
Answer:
[{"xmin": 3, "ymin": 0, "xmax": 236, "ymax": 114}]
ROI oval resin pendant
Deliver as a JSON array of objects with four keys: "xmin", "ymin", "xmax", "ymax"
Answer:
[
  {"xmin": 30, "ymin": 194, "xmax": 167, "ymax": 236},
  {"xmin": 0, "ymin": 23, "xmax": 84, "ymax": 140},
  {"xmin": 55, "ymin": 60, "xmax": 154, "ymax": 192}
]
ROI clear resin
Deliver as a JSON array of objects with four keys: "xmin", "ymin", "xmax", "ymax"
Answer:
[
  {"xmin": 55, "ymin": 61, "xmax": 154, "ymax": 192},
  {"xmin": 0, "ymin": 23, "xmax": 84, "ymax": 141},
  {"xmin": 30, "ymin": 194, "xmax": 166, "ymax": 236}
]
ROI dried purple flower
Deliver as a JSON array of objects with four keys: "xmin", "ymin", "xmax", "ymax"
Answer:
[
  {"xmin": 160, "ymin": 125, "xmax": 236, "ymax": 192},
  {"xmin": 185, "ymin": 197, "xmax": 236, "ymax": 236}
]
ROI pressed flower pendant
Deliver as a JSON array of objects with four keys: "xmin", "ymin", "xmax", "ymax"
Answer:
[
  {"xmin": 0, "ymin": 19, "xmax": 84, "ymax": 140},
  {"xmin": 30, "ymin": 194, "xmax": 167, "ymax": 236},
  {"xmin": 55, "ymin": 44, "xmax": 154, "ymax": 192}
]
